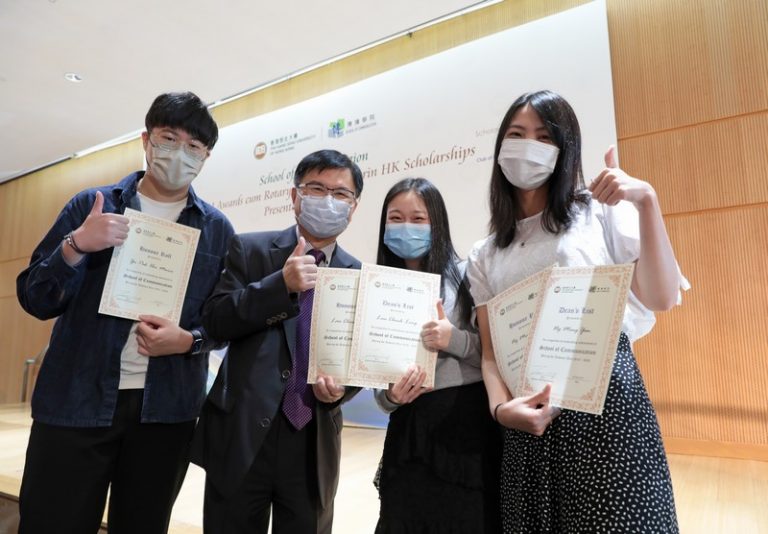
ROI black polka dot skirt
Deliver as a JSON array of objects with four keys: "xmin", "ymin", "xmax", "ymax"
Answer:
[{"xmin": 500, "ymin": 333, "xmax": 679, "ymax": 533}]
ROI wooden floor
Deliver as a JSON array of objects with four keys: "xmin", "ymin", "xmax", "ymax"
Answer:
[{"xmin": 1, "ymin": 404, "xmax": 767, "ymax": 533}]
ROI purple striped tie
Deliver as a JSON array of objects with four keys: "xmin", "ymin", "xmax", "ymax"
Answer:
[{"xmin": 282, "ymin": 249, "xmax": 325, "ymax": 430}]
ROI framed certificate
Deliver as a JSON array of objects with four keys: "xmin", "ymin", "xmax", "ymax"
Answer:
[
  {"xmin": 98, "ymin": 208, "xmax": 200, "ymax": 324},
  {"xmin": 487, "ymin": 264, "xmax": 634, "ymax": 414}
]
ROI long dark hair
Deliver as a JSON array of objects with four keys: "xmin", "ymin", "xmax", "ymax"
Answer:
[
  {"xmin": 376, "ymin": 178, "xmax": 474, "ymax": 327},
  {"xmin": 490, "ymin": 90, "xmax": 590, "ymax": 248}
]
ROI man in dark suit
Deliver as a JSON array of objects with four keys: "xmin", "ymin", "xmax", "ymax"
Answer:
[{"xmin": 191, "ymin": 149, "xmax": 364, "ymax": 533}]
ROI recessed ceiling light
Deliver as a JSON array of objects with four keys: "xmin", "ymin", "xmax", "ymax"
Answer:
[{"xmin": 64, "ymin": 72, "xmax": 83, "ymax": 83}]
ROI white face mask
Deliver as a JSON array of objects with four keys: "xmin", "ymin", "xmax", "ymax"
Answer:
[
  {"xmin": 148, "ymin": 143, "xmax": 204, "ymax": 191},
  {"xmin": 497, "ymin": 138, "xmax": 560, "ymax": 190}
]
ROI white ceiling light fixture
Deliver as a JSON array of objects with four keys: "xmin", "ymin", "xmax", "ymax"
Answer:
[{"xmin": 64, "ymin": 72, "xmax": 83, "ymax": 83}]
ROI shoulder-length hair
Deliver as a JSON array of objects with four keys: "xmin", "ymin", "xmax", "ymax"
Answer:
[
  {"xmin": 376, "ymin": 178, "xmax": 473, "ymax": 327},
  {"xmin": 489, "ymin": 90, "xmax": 590, "ymax": 249}
]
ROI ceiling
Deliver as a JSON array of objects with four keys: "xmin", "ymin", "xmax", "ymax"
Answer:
[{"xmin": 0, "ymin": 0, "xmax": 491, "ymax": 184}]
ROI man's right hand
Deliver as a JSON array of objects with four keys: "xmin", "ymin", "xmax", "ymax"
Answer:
[
  {"xmin": 282, "ymin": 236, "xmax": 318, "ymax": 293},
  {"xmin": 72, "ymin": 191, "xmax": 130, "ymax": 252}
]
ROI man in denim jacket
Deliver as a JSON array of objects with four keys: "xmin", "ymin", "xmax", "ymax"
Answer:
[{"xmin": 16, "ymin": 92, "xmax": 234, "ymax": 534}]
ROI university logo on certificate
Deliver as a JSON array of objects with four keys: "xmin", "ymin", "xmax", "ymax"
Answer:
[
  {"xmin": 487, "ymin": 264, "xmax": 634, "ymax": 414},
  {"xmin": 98, "ymin": 208, "xmax": 200, "ymax": 325}
]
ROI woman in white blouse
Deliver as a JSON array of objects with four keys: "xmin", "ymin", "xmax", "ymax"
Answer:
[{"xmin": 467, "ymin": 90, "xmax": 687, "ymax": 532}]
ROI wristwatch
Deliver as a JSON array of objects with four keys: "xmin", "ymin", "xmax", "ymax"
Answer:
[{"xmin": 189, "ymin": 329, "xmax": 204, "ymax": 355}]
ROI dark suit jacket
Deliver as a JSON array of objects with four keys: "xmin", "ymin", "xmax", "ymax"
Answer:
[{"xmin": 190, "ymin": 226, "xmax": 360, "ymax": 530}]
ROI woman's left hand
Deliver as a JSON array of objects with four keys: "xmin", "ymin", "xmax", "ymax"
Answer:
[
  {"xmin": 421, "ymin": 300, "xmax": 453, "ymax": 352},
  {"xmin": 589, "ymin": 145, "xmax": 656, "ymax": 208},
  {"xmin": 387, "ymin": 365, "xmax": 430, "ymax": 405},
  {"xmin": 496, "ymin": 384, "xmax": 561, "ymax": 436}
]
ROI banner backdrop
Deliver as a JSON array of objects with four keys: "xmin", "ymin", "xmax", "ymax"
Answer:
[{"xmin": 195, "ymin": 1, "xmax": 615, "ymax": 427}]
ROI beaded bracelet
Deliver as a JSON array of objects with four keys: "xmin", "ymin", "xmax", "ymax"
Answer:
[{"xmin": 64, "ymin": 232, "xmax": 86, "ymax": 254}]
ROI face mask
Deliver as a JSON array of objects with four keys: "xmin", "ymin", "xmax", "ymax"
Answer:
[
  {"xmin": 297, "ymin": 193, "xmax": 352, "ymax": 238},
  {"xmin": 497, "ymin": 138, "xmax": 560, "ymax": 190},
  {"xmin": 148, "ymin": 144, "xmax": 204, "ymax": 191},
  {"xmin": 384, "ymin": 223, "xmax": 431, "ymax": 260}
]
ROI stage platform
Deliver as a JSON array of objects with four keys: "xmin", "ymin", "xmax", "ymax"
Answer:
[{"xmin": 1, "ymin": 404, "xmax": 766, "ymax": 533}]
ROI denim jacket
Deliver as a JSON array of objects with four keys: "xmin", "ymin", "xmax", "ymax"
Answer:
[{"xmin": 17, "ymin": 172, "xmax": 234, "ymax": 426}]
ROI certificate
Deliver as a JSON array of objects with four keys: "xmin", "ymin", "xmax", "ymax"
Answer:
[
  {"xmin": 98, "ymin": 208, "xmax": 200, "ymax": 324},
  {"xmin": 348, "ymin": 264, "xmax": 441, "ymax": 388},
  {"xmin": 486, "ymin": 267, "xmax": 551, "ymax": 398},
  {"xmin": 487, "ymin": 264, "xmax": 634, "ymax": 414},
  {"xmin": 307, "ymin": 268, "xmax": 387, "ymax": 388}
]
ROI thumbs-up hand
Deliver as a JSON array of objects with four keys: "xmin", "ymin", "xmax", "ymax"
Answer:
[
  {"xmin": 420, "ymin": 299, "xmax": 453, "ymax": 352},
  {"xmin": 72, "ymin": 191, "xmax": 130, "ymax": 253},
  {"xmin": 282, "ymin": 236, "xmax": 319, "ymax": 293},
  {"xmin": 588, "ymin": 145, "xmax": 654, "ymax": 208},
  {"xmin": 495, "ymin": 383, "xmax": 562, "ymax": 436}
]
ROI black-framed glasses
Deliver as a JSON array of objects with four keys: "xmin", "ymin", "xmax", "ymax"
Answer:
[
  {"xmin": 298, "ymin": 182, "xmax": 357, "ymax": 204},
  {"xmin": 149, "ymin": 132, "xmax": 208, "ymax": 162}
]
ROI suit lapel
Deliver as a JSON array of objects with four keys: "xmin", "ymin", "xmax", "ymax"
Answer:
[
  {"xmin": 271, "ymin": 227, "xmax": 299, "ymax": 361},
  {"xmin": 274, "ymin": 230, "xmax": 357, "ymax": 360},
  {"xmin": 329, "ymin": 244, "xmax": 356, "ymax": 269}
]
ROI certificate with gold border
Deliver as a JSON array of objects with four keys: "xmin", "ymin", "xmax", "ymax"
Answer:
[
  {"xmin": 488, "ymin": 264, "xmax": 634, "ymax": 415},
  {"xmin": 348, "ymin": 264, "xmax": 440, "ymax": 388},
  {"xmin": 98, "ymin": 208, "xmax": 200, "ymax": 324},
  {"xmin": 307, "ymin": 268, "xmax": 387, "ymax": 388},
  {"xmin": 486, "ymin": 267, "xmax": 551, "ymax": 398}
]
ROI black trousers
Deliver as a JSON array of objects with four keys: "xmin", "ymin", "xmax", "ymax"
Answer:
[
  {"xmin": 203, "ymin": 411, "xmax": 319, "ymax": 534},
  {"xmin": 18, "ymin": 389, "xmax": 195, "ymax": 534}
]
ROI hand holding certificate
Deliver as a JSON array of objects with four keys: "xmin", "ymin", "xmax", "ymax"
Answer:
[
  {"xmin": 308, "ymin": 263, "xmax": 441, "ymax": 388},
  {"xmin": 487, "ymin": 264, "xmax": 634, "ymax": 414},
  {"xmin": 98, "ymin": 208, "xmax": 200, "ymax": 324}
]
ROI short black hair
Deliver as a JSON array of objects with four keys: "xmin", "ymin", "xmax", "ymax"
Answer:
[
  {"xmin": 293, "ymin": 150, "xmax": 364, "ymax": 197},
  {"xmin": 489, "ymin": 90, "xmax": 590, "ymax": 248},
  {"xmin": 376, "ymin": 177, "xmax": 474, "ymax": 327},
  {"xmin": 145, "ymin": 92, "xmax": 219, "ymax": 149}
]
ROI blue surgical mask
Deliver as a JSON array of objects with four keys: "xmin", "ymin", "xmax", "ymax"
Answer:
[
  {"xmin": 297, "ymin": 192, "xmax": 352, "ymax": 238},
  {"xmin": 384, "ymin": 223, "xmax": 431, "ymax": 260}
]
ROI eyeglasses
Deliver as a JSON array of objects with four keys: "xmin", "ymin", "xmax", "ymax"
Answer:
[
  {"xmin": 149, "ymin": 132, "xmax": 209, "ymax": 162},
  {"xmin": 298, "ymin": 182, "xmax": 357, "ymax": 204}
]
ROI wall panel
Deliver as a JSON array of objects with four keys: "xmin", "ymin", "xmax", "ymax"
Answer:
[
  {"xmin": 635, "ymin": 206, "xmax": 768, "ymax": 452},
  {"xmin": 0, "ymin": 297, "xmax": 52, "ymax": 404},
  {"xmin": 608, "ymin": 0, "xmax": 768, "ymax": 138},
  {"xmin": 619, "ymin": 112, "xmax": 768, "ymax": 215}
]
